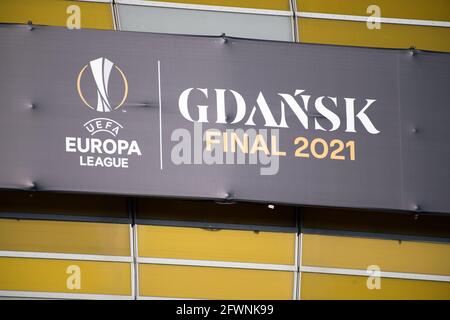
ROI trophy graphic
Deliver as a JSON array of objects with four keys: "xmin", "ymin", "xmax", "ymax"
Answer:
[
  {"xmin": 89, "ymin": 57, "xmax": 114, "ymax": 112},
  {"xmin": 77, "ymin": 57, "xmax": 128, "ymax": 112}
]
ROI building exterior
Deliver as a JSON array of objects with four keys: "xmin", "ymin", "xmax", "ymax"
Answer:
[{"xmin": 0, "ymin": 0, "xmax": 449, "ymax": 300}]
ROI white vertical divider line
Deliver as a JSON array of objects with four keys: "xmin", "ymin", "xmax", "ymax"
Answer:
[
  {"xmin": 291, "ymin": 0, "xmax": 299, "ymax": 42},
  {"xmin": 298, "ymin": 232, "xmax": 303, "ymax": 300},
  {"xmin": 117, "ymin": 1, "xmax": 123, "ymax": 31},
  {"xmin": 110, "ymin": 1, "xmax": 117, "ymax": 31},
  {"xmin": 133, "ymin": 223, "xmax": 140, "ymax": 298},
  {"xmin": 111, "ymin": 0, "xmax": 122, "ymax": 31},
  {"xmin": 158, "ymin": 60, "xmax": 163, "ymax": 170},
  {"xmin": 129, "ymin": 224, "xmax": 136, "ymax": 299},
  {"xmin": 293, "ymin": 230, "xmax": 299, "ymax": 300},
  {"xmin": 297, "ymin": 3, "xmax": 301, "ymax": 42},
  {"xmin": 288, "ymin": 0, "xmax": 295, "ymax": 42}
]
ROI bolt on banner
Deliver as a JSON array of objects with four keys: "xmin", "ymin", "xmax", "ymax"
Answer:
[{"xmin": 0, "ymin": 24, "xmax": 449, "ymax": 213}]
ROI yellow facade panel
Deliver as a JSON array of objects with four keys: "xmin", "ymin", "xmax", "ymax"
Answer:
[
  {"xmin": 0, "ymin": 219, "xmax": 131, "ymax": 256},
  {"xmin": 0, "ymin": 257, "xmax": 131, "ymax": 296},
  {"xmin": 149, "ymin": 0, "xmax": 290, "ymax": 11},
  {"xmin": 302, "ymin": 234, "xmax": 450, "ymax": 276},
  {"xmin": 137, "ymin": 225, "xmax": 295, "ymax": 265},
  {"xmin": 139, "ymin": 264, "xmax": 293, "ymax": 299},
  {"xmin": 301, "ymin": 273, "xmax": 450, "ymax": 300},
  {"xmin": 298, "ymin": 18, "xmax": 450, "ymax": 53},
  {"xmin": 0, "ymin": 0, "xmax": 114, "ymax": 30},
  {"xmin": 296, "ymin": 0, "xmax": 450, "ymax": 22}
]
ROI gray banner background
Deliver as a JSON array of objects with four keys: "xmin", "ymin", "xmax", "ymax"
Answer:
[{"xmin": 0, "ymin": 25, "xmax": 449, "ymax": 214}]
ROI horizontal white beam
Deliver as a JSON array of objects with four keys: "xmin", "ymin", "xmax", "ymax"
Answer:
[
  {"xmin": 76, "ymin": 0, "xmax": 112, "ymax": 3},
  {"xmin": 0, "ymin": 290, "xmax": 132, "ymax": 300},
  {"xmin": 297, "ymin": 12, "xmax": 450, "ymax": 28},
  {"xmin": 301, "ymin": 266, "xmax": 450, "ymax": 282},
  {"xmin": 0, "ymin": 250, "xmax": 132, "ymax": 263},
  {"xmin": 138, "ymin": 257, "xmax": 296, "ymax": 271}
]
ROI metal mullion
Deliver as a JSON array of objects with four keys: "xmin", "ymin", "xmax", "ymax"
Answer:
[
  {"xmin": 136, "ymin": 257, "xmax": 296, "ymax": 272},
  {"xmin": 113, "ymin": 0, "xmax": 123, "ymax": 31},
  {"xmin": 292, "ymin": 206, "xmax": 299, "ymax": 300},
  {"xmin": 297, "ymin": 207, "xmax": 304, "ymax": 300},
  {"xmin": 129, "ymin": 197, "xmax": 140, "ymax": 300},
  {"xmin": 291, "ymin": 0, "xmax": 299, "ymax": 42}
]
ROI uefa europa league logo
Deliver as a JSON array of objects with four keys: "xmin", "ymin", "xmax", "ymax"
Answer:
[{"xmin": 77, "ymin": 57, "xmax": 128, "ymax": 112}]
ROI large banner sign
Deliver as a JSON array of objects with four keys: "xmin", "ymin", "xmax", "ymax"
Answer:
[{"xmin": 0, "ymin": 25, "xmax": 449, "ymax": 213}]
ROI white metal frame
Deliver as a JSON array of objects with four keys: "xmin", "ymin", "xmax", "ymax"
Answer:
[
  {"xmin": 110, "ymin": 1, "xmax": 118, "ymax": 30},
  {"xmin": 113, "ymin": 0, "xmax": 450, "ymax": 46},
  {"xmin": 290, "ymin": 0, "xmax": 299, "ymax": 42},
  {"xmin": 0, "ymin": 290, "xmax": 132, "ymax": 300},
  {"xmin": 297, "ymin": 12, "xmax": 450, "ymax": 28},
  {"xmin": 115, "ymin": 0, "xmax": 292, "ymax": 17},
  {"xmin": 292, "ymin": 232, "xmax": 299, "ymax": 299},
  {"xmin": 297, "ymin": 232, "xmax": 304, "ymax": 300},
  {"xmin": 288, "ymin": 0, "xmax": 296, "ymax": 43},
  {"xmin": 137, "ymin": 257, "xmax": 296, "ymax": 272},
  {"xmin": 133, "ymin": 222, "xmax": 140, "ymax": 299},
  {"xmin": 300, "ymin": 266, "xmax": 450, "ymax": 283},
  {"xmin": 0, "ymin": 250, "xmax": 132, "ymax": 263}
]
